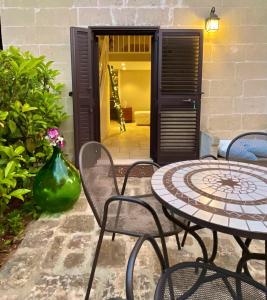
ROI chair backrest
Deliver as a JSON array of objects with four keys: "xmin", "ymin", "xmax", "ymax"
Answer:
[
  {"xmin": 200, "ymin": 154, "xmax": 217, "ymax": 160},
  {"xmin": 79, "ymin": 141, "xmax": 120, "ymax": 226},
  {"xmin": 226, "ymin": 132, "xmax": 267, "ymax": 164}
]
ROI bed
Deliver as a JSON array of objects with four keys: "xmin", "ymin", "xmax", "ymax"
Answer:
[{"xmin": 134, "ymin": 111, "xmax": 150, "ymax": 125}]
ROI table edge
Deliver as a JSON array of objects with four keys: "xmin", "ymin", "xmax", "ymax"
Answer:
[{"xmin": 152, "ymin": 187, "xmax": 267, "ymax": 241}]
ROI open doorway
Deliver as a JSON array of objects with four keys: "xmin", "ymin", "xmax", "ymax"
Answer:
[
  {"xmin": 98, "ymin": 35, "xmax": 152, "ymax": 160},
  {"xmin": 71, "ymin": 27, "xmax": 203, "ymax": 166}
]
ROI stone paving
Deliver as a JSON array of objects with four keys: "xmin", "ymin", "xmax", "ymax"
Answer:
[{"xmin": 0, "ymin": 177, "xmax": 265, "ymax": 300}]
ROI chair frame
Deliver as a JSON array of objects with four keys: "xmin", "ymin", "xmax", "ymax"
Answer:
[
  {"xmin": 86, "ymin": 196, "xmax": 170, "ymax": 300},
  {"xmin": 79, "ymin": 141, "xmax": 182, "ymax": 299},
  {"xmin": 199, "ymin": 154, "xmax": 218, "ymax": 160},
  {"xmin": 225, "ymin": 131, "xmax": 267, "ymax": 161},
  {"xmin": 126, "ymin": 235, "xmax": 267, "ymax": 300},
  {"xmin": 225, "ymin": 131, "xmax": 267, "ymax": 282},
  {"xmin": 126, "ymin": 233, "xmax": 208, "ymax": 300}
]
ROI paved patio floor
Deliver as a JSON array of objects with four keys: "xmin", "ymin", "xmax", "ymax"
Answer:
[
  {"xmin": 102, "ymin": 122, "xmax": 150, "ymax": 159},
  {"xmin": 0, "ymin": 177, "xmax": 265, "ymax": 299}
]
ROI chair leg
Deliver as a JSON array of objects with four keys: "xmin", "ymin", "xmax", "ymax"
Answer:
[
  {"xmin": 112, "ymin": 200, "xmax": 122, "ymax": 239},
  {"xmin": 175, "ymin": 233, "xmax": 181, "ymax": 250},
  {"xmin": 170, "ymin": 211, "xmax": 181, "ymax": 251},
  {"xmin": 181, "ymin": 221, "xmax": 191, "ymax": 247},
  {"xmin": 85, "ymin": 228, "xmax": 105, "ymax": 300}
]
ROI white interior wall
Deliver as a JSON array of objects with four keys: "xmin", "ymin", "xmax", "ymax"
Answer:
[
  {"xmin": 119, "ymin": 69, "xmax": 151, "ymax": 121},
  {"xmin": 100, "ymin": 71, "xmax": 110, "ymax": 141}
]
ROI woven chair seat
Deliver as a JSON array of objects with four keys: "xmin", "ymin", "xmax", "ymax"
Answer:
[
  {"xmin": 106, "ymin": 195, "xmax": 185, "ymax": 237},
  {"xmin": 155, "ymin": 262, "xmax": 267, "ymax": 300}
]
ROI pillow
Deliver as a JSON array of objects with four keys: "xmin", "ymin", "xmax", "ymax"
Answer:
[
  {"xmin": 229, "ymin": 140, "xmax": 258, "ymax": 161},
  {"xmin": 240, "ymin": 139, "xmax": 267, "ymax": 158},
  {"xmin": 219, "ymin": 137, "xmax": 267, "ymax": 160},
  {"xmin": 218, "ymin": 140, "xmax": 231, "ymax": 157}
]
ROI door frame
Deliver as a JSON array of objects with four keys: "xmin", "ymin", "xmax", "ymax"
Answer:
[{"xmin": 90, "ymin": 26, "xmax": 159, "ymax": 161}]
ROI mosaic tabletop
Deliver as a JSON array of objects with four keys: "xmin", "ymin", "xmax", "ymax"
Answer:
[{"xmin": 151, "ymin": 160, "xmax": 267, "ymax": 240}]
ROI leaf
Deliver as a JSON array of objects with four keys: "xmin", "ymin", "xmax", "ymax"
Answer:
[
  {"xmin": 17, "ymin": 156, "xmax": 26, "ymax": 162},
  {"xmin": 22, "ymin": 103, "xmax": 38, "ymax": 112},
  {"xmin": 3, "ymin": 194, "xmax": 11, "ymax": 201},
  {"xmin": 10, "ymin": 60, "xmax": 19, "ymax": 71},
  {"xmin": 0, "ymin": 146, "xmax": 13, "ymax": 158},
  {"xmin": 25, "ymin": 138, "xmax": 36, "ymax": 153},
  {"xmin": 35, "ymin": 152, "xmax": 46, "ymax": 157},
  {"xmin": 8, "ymin": 119, "xmax": 17, "ymax": 133},
  {"xmin": 4, "ymin": 240, "xmax": 11, "ymax": 246},
  {"xmin": 1, "ymin": 178, "xmax": 16, "ymax": 188},
  {"xmin": 14, "ymin": 146, "xmax": 25, "ymax": 155},
  {"xmin": 0, "ymin": 111, "xmax": 8, "ymax": 121},
  {"xmin": 28, "ymin": 156, "xmax": 37, "ymax": 162},
  {"xmin": 5, "ymin": 161, "xmax": 16, "ymax": 177},
  {"xmin": 0, "ymin": 158, "xmax": 8, "ymax": 166},
  {"xmin": 14, "ymin": 100, "xmax": 22, "ymax": 111},
  {"xmin": 9, "ymin": 189, "xmax": 31, "ymax": 200}
]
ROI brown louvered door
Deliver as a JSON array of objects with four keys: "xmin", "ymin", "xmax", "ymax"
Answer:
[
  {"xmin": 70, "ymin": 27, "xmax": 99, "ymax": 165},
  {"xmin": 156, "ymin": 29, "xmax": 203, "ymax": 165}
]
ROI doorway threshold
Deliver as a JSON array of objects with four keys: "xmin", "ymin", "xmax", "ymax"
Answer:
[{"xmin": 113, "ymin": 158, "xmax": 153, "ymax": 166}]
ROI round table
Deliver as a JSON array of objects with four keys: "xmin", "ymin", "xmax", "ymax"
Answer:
[
  {"xmin": 151, "ymin": 160, "xmax": 267, "ymax": 284},
  {"xmin": 151, "ymin": 159, "xmax": 267, "ymax": 240}
]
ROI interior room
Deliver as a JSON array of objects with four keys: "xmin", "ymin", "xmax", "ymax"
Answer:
[{"xmin": 98, "ymin": 35, "xmax": 151, "ymax": 160}]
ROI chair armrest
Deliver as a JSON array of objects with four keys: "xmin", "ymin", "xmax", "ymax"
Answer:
[
  {"xmin": 103, "ymin": 195, "xmax": 170, "ymax": 270},
  {"xmin": 126, "ymin": 235, "xmax": 167, "ymax": 300},
  {"xmin": 121, "ymin": 161, "xmax": 160, "ymax": 195},
  {"xmin": 200, "ymin": 154, "xmax": 218, "ymax": 160},
  {"xmin": 104, "ymin": 195, "xmax": 164, "ymax": 238}
]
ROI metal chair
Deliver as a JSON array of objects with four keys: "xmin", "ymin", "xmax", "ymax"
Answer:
[
  {"xmin": 79, "ymin": 141, "xmax": 186, "ymax": 299},
  {"xmin": 199, "ymin": 154, "xmax": 218, "ymax": 160},
  {"xmin": 226, "ymin": 132, "xmax": 267, "ymax": 281},
  {"xmin": 226, "ymin": 132, "xmax": 267, "ymax": 166},
  {"xmin": 126, "ymin": 235, "xmax": 267, "ymax": 300}
]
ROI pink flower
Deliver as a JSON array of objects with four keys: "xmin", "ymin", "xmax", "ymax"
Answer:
[
  {"xmin": 46, "ymin": 128, "xmax": 65, "ymax": 149},
  {"xmin": 47, "ymin": 128, "xmax": 59, "ymax": 140}
]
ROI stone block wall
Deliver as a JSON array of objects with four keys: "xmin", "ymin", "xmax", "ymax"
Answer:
[{"xmin": 1, "ymin": 0, "xmax": 267, "ymax": 159}]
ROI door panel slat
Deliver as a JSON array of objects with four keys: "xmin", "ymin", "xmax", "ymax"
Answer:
[
  {"xmin": 70, "ymin": 27, "xmax": 96, "ymax": 166},
  {"xmin": 157, "ymin": 30, "xmax": 203, "ymax": 165}
]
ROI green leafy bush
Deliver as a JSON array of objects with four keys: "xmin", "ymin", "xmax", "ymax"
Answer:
[
  {"xmin": 6, "ymin": 210, "xmax": 24, "ymax": 236},
  {"xmin": 0, "ymin": 46, "xmax": 67, "ymax": 218},
  {"xmin": 0, "ymin": 142, "xmax": 32, "ymax": 216}
]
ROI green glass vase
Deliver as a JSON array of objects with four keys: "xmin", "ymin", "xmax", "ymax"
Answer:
[{"xmin": 33, "ymin": 146, "xmax": 81, "ymax": 213}]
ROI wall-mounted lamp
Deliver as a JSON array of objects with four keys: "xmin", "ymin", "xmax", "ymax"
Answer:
[{"xmin": 205, "ymin": 7, "xmax": 220, "ymax": 32}]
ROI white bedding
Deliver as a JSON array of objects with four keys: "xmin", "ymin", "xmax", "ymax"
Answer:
[{"xmin": 134, "ymin": 111, "xmax": 150, "ymax": 125}]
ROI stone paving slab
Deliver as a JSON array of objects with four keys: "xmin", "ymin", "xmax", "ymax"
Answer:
[{"xmin": 0, "ymin": 178, "xmax": 265, "ymax": 299}]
